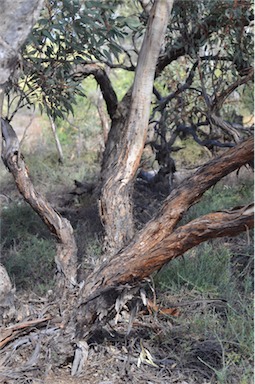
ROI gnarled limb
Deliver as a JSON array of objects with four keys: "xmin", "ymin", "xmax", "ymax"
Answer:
[
  {"xmin": 72, "ymin": 63, "xmax": 118, "ymax": 120},
  {"xmin": 75, "ymin": 136, "xmax": 254, "ymax": 330},
  {"xmin": 1, "ymin": 119, "xmax": 77, "ymax": 290}
]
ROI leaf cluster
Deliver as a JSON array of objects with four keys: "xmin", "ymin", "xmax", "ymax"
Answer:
[
  {"xmin": 149, "ymin": 0, "xmax": 254, "ymax": 174},
  {"xmin": 5, "ymin": 0, "xmax": 137, "ymax": 119}
]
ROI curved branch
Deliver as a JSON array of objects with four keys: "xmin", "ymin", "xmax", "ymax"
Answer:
[
  {"xmin": 155, "ymin": 8, "xmax": 252, "ymax": 77},
  {"xmin": 72, "ymin": 63, "xmax": 118, "ymax": 120},
  {"xmin": 212, "ymin": 67, "xmax": 254, "ymax": 111},
  {"xmin": 88, "ymin": 204, "xmax": 253, "ymax": 293},
  {"xmin": 79, "ymin": 136, "xmax": 254, "ymax": 309},
  {"xmin": 1, "ymin": 119, "xmax": 77, "ymax": 289}
]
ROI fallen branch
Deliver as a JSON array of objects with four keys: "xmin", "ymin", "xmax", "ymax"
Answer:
[{"xmin": 0, "ymin": 316, "xmax": 52, "ymax": 349}]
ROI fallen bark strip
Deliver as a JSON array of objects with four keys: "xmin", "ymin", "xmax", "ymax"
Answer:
[
  {"xmin": 0, "ymin": 316, "xmax": 52, "ymax": 349},
  {"xmin": 1, "ymin": 119, "xmax": 77, "ymax": 289},
  {"xmin": 76, "ymin": 137, "xmax": 253, "ymax": 327}
]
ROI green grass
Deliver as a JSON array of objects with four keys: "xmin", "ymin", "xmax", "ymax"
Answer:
[
  {"xmin": 182, "ymin": 178, "xmax": 253, "ymax": 224},
  {"xmin": 156, "ymin": 237, "xmax": 253, "ymax": 382},
  {"xmin": 0, "ymin": 203, "xmax": 55, "ymax": 293},
  {"xmin": 157, "ymin": 242, "xmax": 233, "ymax": 295},
  {"xmin": 3, "ymin": 235, "xmax": 55, "ymax": 294},
  {"xmin": 155, "ymin": 176, "xmax": 254, "ymax": 383}
]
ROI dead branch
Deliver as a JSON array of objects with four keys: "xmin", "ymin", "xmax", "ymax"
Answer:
[{"xmin": 0, "ymin": 316, "xmax": 52, "ymax": 349}]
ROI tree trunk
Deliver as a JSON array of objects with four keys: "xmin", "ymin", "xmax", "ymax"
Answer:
[
  {"xmin": 0, "ymin": 0, "xmax": 44, "ymax": 87},
  {"xmin": 75, "ymin": 136, "xmax": 254, "ymax": 331},
  {"xmin": 100, "ymin": 0, "xmax": 174, "ymax": 255},
  {"xmin": 97, "ymin": 91, "xmax": 110, "ymax": 146}
]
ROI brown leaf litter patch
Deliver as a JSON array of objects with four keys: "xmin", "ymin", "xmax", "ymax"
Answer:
[{"xmin": 0, "ymin": 289, "xmax": 228, "ymax": 384}]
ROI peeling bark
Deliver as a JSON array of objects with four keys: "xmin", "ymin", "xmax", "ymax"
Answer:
[
  {"xmin": 100, "ymin": 0, "xmax": 174, "ymax": 255},
  {"xmin": 75, "ymin": 137, "xmax": 254, "ymax": 331}
]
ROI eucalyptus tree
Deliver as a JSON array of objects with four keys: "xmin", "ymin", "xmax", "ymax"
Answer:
[
  {"xmin": 1, "ymin": 0, "xmax": 253, "ymax": 277},
  {"xmin": 3, "ymin": 0, "xmax": 253, "ymax": 255},
  {"xmin": 1, "ymin": 0, "xmax": 253, "ymax": 349}
]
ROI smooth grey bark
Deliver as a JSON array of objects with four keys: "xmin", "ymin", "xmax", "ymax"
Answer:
[{"xmin": 0, "ymin": 0, "xmax": 44, "ymax": 86}]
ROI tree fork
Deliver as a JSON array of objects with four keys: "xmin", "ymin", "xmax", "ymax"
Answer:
[
  {"xmin": 100, "ymin": 0, "xmax": 174, "ymax": 255},
  {"xmin": 76, "ymin": 136, "xmax": 254, "ymax": 329}
]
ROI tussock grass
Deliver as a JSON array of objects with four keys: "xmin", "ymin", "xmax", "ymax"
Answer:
[
  {"xmin": 0, "ymin": 120, "xmax": 253, "ymax": 383},
  {"xmin": 0, "ymin": 203, "xmax": 55, "ymax": 293},
  {"xmin": 155, "ymin": 179, "xmax": 254, "ymax": 384}
]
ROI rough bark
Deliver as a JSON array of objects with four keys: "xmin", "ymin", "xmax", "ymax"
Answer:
[
  {"xmin": 98, "ymin": 94, "xmax": 110, "ymax": 144},
  {"xmin": 100, "ymin": 0, "xmax": 174, "ymax": 255},
  {"xmin": 75, "ymin": 136, "xmax": 254, "ymax": 330},
  {"xmin": 1, "ymin": 119, "xmax": 77, "ymax": 290},
  {"xmin": 0, "ymin": 265, "xmax": 15, "ymax": 325}
]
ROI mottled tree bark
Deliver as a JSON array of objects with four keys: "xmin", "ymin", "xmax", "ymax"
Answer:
[
  {"xmin": 100, "ymin": 0, "xmax": 174, "ymax": 255},
  {"xmin": 75, "ymin": 136, "xmax": 254, "ymax": 330},
  {"xmin": 0, "ymin": 0, "xmax": 44, "ymax": 86}
]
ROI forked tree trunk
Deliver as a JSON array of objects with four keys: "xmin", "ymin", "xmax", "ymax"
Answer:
[
  {"xmin": 74, "ymin": 136, "xmax": 254, "ymax": 331},
  {"xmin": 100, "ymin": 0, "xmax": 174, "ymax": 255}
]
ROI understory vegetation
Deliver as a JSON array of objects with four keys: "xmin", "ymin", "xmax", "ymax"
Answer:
[
  {"xmin": 0, "ymin": 132, "xmax": 253, "ymax": 382},
  {"xmin": 0, "ymin": 1, "xmax": 253, "ymax": 381}
]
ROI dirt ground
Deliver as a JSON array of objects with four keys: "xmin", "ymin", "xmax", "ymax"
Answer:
[{"xmin": 1, "ymin": 288, "xmax": 223, "ymax": 384}]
